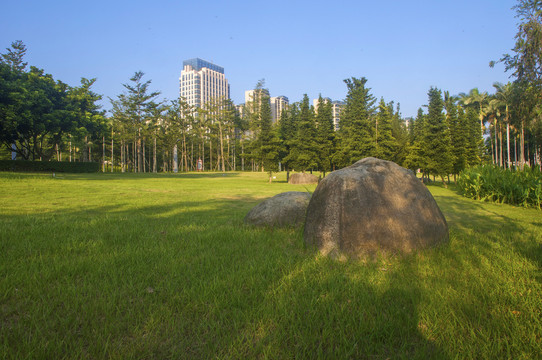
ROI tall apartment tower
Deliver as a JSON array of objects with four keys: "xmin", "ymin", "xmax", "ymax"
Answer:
[
  {"xmin": 331, "ymin": 101, "xmax": 345, "ymax": 131},
  {"xmin": 244, "ymin": 88, "xmax": 270, "ymax": 106},
  {"xmin": 270, "ymin": 96, "xmax": 289, "ymax": 124},
  {"xmin": 313, "ymin": 97, "xmax": 344, "ymax": 131},
  {"xmin": 179, "ymin": 58, "xmax": 230, "ymax": 109}
]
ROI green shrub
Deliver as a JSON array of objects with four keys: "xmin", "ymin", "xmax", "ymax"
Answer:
[
  {"xmin": 0, "ymin": 160, "xmax": 100, "ymax": 173},
  {"xmin": 457, "ymin": 165, "xmax": 542, "ymax": 209}
]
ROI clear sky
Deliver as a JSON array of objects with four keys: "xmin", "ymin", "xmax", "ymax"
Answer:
[{"xmin": 1, "ymin": 0, "xmax": 518, "ymax": 118}]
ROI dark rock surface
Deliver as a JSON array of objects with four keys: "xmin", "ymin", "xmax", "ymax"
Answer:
[
  {"xmin": 304, "ymin": 157, "xmax": 449, "ymax": 258},
  {"xmin": 244, "ymin": 191, "xmax": 312, "ymax": 227}
]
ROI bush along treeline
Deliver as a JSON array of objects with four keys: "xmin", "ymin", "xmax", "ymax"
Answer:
[
  {"xmin": 2, "ymin": 0, "xmax": 542, "ymax": 180},
  {"xmin": 0, "ymin": 160, "xmax": 100, "ymax": 173},
  {"xmin": 457, "ymin": 165, "xmax": 541, "ymax": 209}
]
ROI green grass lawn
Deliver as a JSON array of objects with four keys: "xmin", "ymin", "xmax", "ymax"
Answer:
[{"xmin": 1, "ymin": 171, "xmax": 541, "ymax": 359}]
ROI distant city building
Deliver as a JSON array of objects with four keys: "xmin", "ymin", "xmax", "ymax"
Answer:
[
  {"xmin": 270, "ymin": 96, "xmax": 289, "ymax": 124},
  {"xmin": 313, "ymin": 97, "xmax": 330, "ymax": 110},
  {"xmin": 331, "ymin": 101, "xmax": 345, "ymax": 131},
  {"xmin": 179, "ymin": 58, "xmax": 230, "ymax": 109},
  {"xmin": 244, "ymin": 88, "xmax": 270, "ymax": 107},
  {"xmin": 313, "ymin": 97, "xmax": 345, "ymax": 131},
  {"xmin": 235, "ymin": 103, "xmax": 245, "ymax": 119}
]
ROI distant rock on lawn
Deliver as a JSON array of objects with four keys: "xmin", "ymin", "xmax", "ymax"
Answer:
[
  {"xmin": 288, "ymin": 173, "xmax": 319, "ymax": 185},
  {"xmin": 304, "ymin": 157, "xmax": 449, "ymax": 258},
  {"xmin": 244, "ymin": 191, "xmax": 312, "ymax": 227}
]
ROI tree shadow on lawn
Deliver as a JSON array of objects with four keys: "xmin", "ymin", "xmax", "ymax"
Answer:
[
  {"xmin": 2, "ymin": 194, "xmax": 448, "ymax": 358},
  {"xmin": 226, "ymin": 254, "xmax": 448, "ymax": 359},
  {"xmin": 431, "ymin": 185, "xmax": 542, "ymax": 267}
]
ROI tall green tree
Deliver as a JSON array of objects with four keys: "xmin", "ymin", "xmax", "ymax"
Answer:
[
  {"xmin": 389, "ymin": 103, "xmax": 409, "ymax": 166},
  {"xmin": 1, "ymin": 40, "xmax": 27, "ymax": 72},
  {"xmin": 494, "ymin": 0, "xmax": 542, "ymax": 168},
  {"xmin": 288, "ymin": 94, "xmax": 318, "ymax": 172},
  {"xmin": 258, "ymin": 92, "xmax": 281, "ymax": 181},
  {"xmin": 404, "ymin": 108, "xmax": 427, "ymax": 173},
  {"xmin": 493, "ymin": 82, "xmax": 514, "ymax": 168},
  {"xmin": 314, "ymin": 95, "xmax": 336, "ymax": 175},
  {"xmin": 374, "ymin": 98, "xmax": 398, "ymax": 161},
  {"xmin": 0, "ymin": 63, "xmax": 104, "ymax": 161},
  {"xmin": 279, "ymin": 104, "xmax": 299, "ymax": 171},
  {"xmin": 334, "ymin": 77, "xmax": 376, "ymax": 168},
  {"xmin": 445, "ymin": 92, "xmax": 467, "ymax": 178},
  {"xmin": 424, "ymin": 87, "xmax": 452, "ymax": 185},
  {"xmin": 110, "ymin": 71, "xmax": 160, "ymax": 172}
]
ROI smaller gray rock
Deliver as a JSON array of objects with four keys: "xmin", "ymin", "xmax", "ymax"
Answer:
[
  {"xmin": 288, "ymin": 173, "xmax": 319, "ymax": 185},
  {"xmin": 244, "ymin": 191, "xmax": 312, "ymax": 227}
]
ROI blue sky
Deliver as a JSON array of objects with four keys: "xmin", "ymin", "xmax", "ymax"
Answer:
[{"xmin": 1, "ymin": 0, "xmax": 518, "ymax": 118}]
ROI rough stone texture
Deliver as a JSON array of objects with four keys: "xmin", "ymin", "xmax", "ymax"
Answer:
[
  {"xmin": 288, "ymin": 173, "xmax": 319, "ymax": 185},
  {"xmin": 304, "ymin": 157, "xmax": 449, "ymax": 257},
  {"xmin": 244, "ymin": 191, "xmax": 312, "ymax": 227}
]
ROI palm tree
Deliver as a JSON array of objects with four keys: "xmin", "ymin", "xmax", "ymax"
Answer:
[
  {"xmin": 493, "ymin": 82, "xmax": 514, "ymax": 169},
  {"xmin": 459, "ymin": 88, "xmax": 489, "ymax": 131},
  {"xmin": 485, "ymin": 99, "xmax": 502, "ymax": 166},
  {"xmin": 459, "ymin": 88, "xmax": 490, "ymax": 162}
]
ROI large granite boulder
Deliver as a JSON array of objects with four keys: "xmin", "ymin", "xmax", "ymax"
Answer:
[
  {"xmin": 244, "ymin": 191, "xmax": 312, "ymax": 227},
  {"xmin": 304, "ymin": 157, "xmax": 449, "ymax": 258},
  {"xmin": 289, "ymin": 173, "xmax": 319, "ymax": 185}
]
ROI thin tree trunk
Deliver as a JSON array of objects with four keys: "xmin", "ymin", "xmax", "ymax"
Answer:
[
  {"xmin": 111, "ymin": 129, "xmax": 114, "ymax": 172},
  {"xmin": 219, "ymin": 125, "xmax": 225, "ymax": 172},
  {"xmin": 173, "ymin": 144, "xmax": 178, "ymax": 173},
  {"xmin": 519, "ymin": 123, "xmax": 525, "ymax": 171},
  {"xmin": 121, "ymin": 140, "xmax": 125, "ymax": 173},
  {"xmin": 507, "ymin": 123, "xmax": 511, "ymax": 169},
  {"xmin": 499, "ymin": 126, "xmax": 503, "ymax": 168},
  {"xmin": 153, "ymin": 137, "xmax": 157, "ymax": 173},
  {"xmin": 133, "ymin": 138, "xmax": 137, "ymax": 172},
  {"xmin": 493, "ymin": 118, "xmax": 499, "ymax": 165},
  {"xmin": 142, "ymin": 139, "xmax": 146, "ymax": 173},
  {"xmin": 102, "ymin": 136, "xmax": 105, "ymax": 172},
  {"xmin": 515, "ymin": 137, "xmax": 518, "ymax": 169}
]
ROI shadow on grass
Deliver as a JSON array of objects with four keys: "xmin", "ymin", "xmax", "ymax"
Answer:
[
  {"xmin": 2, "ymin": 192, "xmax": 450, "ymax": 358},
  {"xmin": 231, "ymin": 255, "xmax": 448, "ymax": 358}
]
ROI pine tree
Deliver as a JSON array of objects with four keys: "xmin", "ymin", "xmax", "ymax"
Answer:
[
  {"xmin": 424, "ymin": 87, "xmax": 452, "ymax": 186},
  {"xmin": 374, "ymin": 98, "xmax": 398, "ymax": 160},
  {"xmin": 278, "ymin": 105, "xmax": 298, "ymax": 171},
  {"xmin": 314, "ymin": 95, "xmax": 335, "ymax": 175},
  {"xmin": 288, "ymin": 94, "xmax": 318, "ymax": 172},
  {"xmin": 404, "ymin": 108, "xmax": 427, "ymax": 173},
  {"xmin": 258, "ymin": 93, "xmax": 281, "ymax": 181},
  {"xmin": 464, "ymin": 106, "xmax": 483, "ymax": 166},
  {"xmin": 445, "ymin": 92, "xmax": 467, "ymax": 179},
  {"xmin": 334, "ymin": 77, "xmax": 376, "ymax": 168},
  {"xmin": 390, "ymin": 102, "xmax": 409, "ymax": 166},
  {"xmin": 1, "ymin": 40, "xmax": 27, "ymax": 72}
]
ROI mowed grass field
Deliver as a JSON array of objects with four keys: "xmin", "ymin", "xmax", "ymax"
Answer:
[{"xmin": 1, "ymin": 171, "xmax": 541, "ymax": 359}]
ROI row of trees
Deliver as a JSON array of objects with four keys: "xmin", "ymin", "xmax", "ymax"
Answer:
[
  {"xmin": 0, "ymin": 41, "xmax": 107, "ymax": 162},
  {"xmin": 2, "ymin": 0, "xmax": 542, "ymax": 178}
]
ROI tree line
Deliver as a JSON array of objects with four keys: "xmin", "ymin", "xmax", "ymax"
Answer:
[{"xmin": 1, "ymin": 0, "xmax": 542, "ymax": 177}]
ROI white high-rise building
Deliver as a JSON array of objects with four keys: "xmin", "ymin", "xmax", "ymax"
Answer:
[
  {"xmin": 179, "ymin": 58, "xmax": 230, "ymax": 109},
  {"xmin": 244, "ymin": 88, "xmax": 270, "ymax": 106},
  {"xmin": 313, "ymin": 97, "xmax": 345, "ymax": 131},
  {"xmin": 270, "ymin": 96, "xmax": 289, "ymax": 124},
  {"xmin": 331, "ymin": 101, "xmax": 345, "ymax": 131}
]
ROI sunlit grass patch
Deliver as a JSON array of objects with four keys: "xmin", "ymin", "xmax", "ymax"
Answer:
[{"xmin": 1, "ymin": 172, "xmax": 541, "ymax": 359}]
